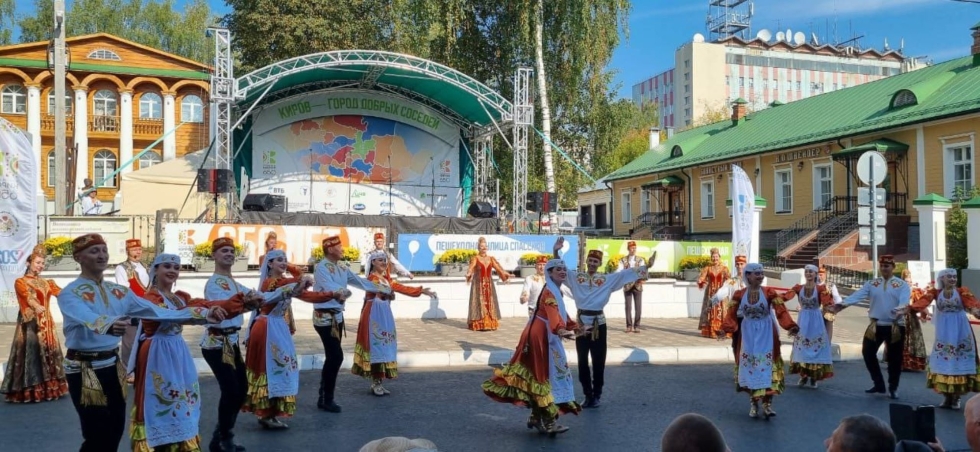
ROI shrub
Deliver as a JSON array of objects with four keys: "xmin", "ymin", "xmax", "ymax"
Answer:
[
  {"xmin": 679, "ymin": 255, "xmax": 712, "ymax": 271},
  {"xmin": 519, "ymin": 253, "xmax": 549, "ymax": 265},
  {"xmin": 44, "ymin": 236, "xmax": 73, "ymax": 258},
  {"xmin": 437, "ymin": 249, "xmax": 478, "ymax": 264},
  {"xmin": 310, "ymin": 246, "xmax": 325, "ymax": 261},
  {"xmin": 342, "ymin": 246, "xmax": 360, "ymax": 262}
]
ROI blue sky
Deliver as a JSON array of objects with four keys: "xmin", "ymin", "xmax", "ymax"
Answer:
[{"xmin": 10, "ymin": 0, "xmax": 980, "ymax": 100}]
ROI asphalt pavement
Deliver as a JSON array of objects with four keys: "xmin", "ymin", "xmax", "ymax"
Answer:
[{"xmin": 0, "ymin": 362, "xmax": 972, "ymax": 452}]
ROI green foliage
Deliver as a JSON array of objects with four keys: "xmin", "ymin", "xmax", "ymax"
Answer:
[
  {"xmin": 342, "ymin": 246, "xmax": 360, "ymax": 262},
  {"xmin": 437, "ymin": 249, "xmax": 478, "ymax": 264},
  {"xmin": 17, "ymin": 0, "xmax": 216, "ymax": 63},
  {"xmin": 946, "ymin": 186, "xmax": 980, "ymax": 271},
  {"xmin": 0, "ymin": 0, "xmax": 13, "ymax": 45},
  {"xmin": 678, "ymin": 255, "xmax": 712, "ymax": 271},
  {"xmin": 604, "ymin": 253, "xmax": 623, "ymax": 274},
  {"xmin": 43, "ymin": 236, "xmax": 73, "ymax": 258}
]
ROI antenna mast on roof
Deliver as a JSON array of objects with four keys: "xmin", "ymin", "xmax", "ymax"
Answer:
[{"xmin": 706, "ymin": 0, "xmax": 754, "ymax": 42}]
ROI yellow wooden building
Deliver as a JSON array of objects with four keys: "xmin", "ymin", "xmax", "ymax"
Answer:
[
  {"xmin": 602, "ymin": 24, "xmax": 980, "ymax": 272},
  {"xmin": 0, "ymin": 33, "xmax": 210, "ymax": 208}
]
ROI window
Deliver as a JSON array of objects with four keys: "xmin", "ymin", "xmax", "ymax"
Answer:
[
  {"xmin": 621, "ymin": 190, "xmax": 632, "ymax": 223},
  {"xmin": 1, "ymin": 84, "xmax": 26, "ymax": 114},
  {"xmin": 93, "ymin": 90, "xmax": 118, "ymax": 116},
  {"xmin": 700, "ymin": 181, "xmax": 715, "ymax": 219},
  {"xmin": 46, "ymin": 92, "xmax": 73, "ymax": 115},
  {"xmin": 684, "ymin": 96, "xmax": 690, "ymax": 105},
  {"xmin": 774, "ymin": 169, "xmax": 793, "ymax": 214},
  {"xmin": 728, "ymin": 177, "xmax": 734, "ymax": 218},
  {"xmin": 138, "ymin": 150, "xmax": 162, "ymax": 169},
  {"xmin": 139, "ymin": 93, "xmax": 162, "ymax": 119},
  {"xmin": 93, "ymin": 149, "xmax": 118, "ymax": 187},
  {"xmin": 46, "ymin": 150, "xmax": 55, "ymax": 187},
  {"xmin": 726, "ymin": 76, "xmax": 730, "ymax": 86},
  {"xmin": 685, "ymin": 84, "xmax": 690, "ymax": 93},
  {"xmin": 87, "ymin": 48, "xmax": 121, "ymax": 61},
  {"xmin": 892, "ymin": 90, "xmax": 917, "ymax": 108},
  {"xmin": 684, "ymin": 73, "xmax": 690, "ymax": 81},
  {"xmin": 739, "ymin": 77, "xmax": 744, "ymax": 87},
  {"xmin": 684, "ymin": 59, "xmax": 690, "ymax": 68},
  {"xmin": 813, "ymin": 164, "xmax": 833, "ymax": 210},
  {"xmin": 641, "ymin": 188, "xmax": 651, "ymax": 214},
  {"xmin": 795, "ymin": 81, "xmax": 801, "ymax": 91},
  {"xmin": 947, "ymin": 144, "xmax": 974, "ymax": 199},
  {"xmin": 181, "ymin": 95, "xmax": 204, "ymax": 123}
]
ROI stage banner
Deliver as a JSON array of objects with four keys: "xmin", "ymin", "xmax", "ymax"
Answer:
[
  {"xmin": 163, "ymin": 223, "xmax": 385, "ymax": 266},
  {"xmin": 730, "ymin": 164, "xmax": 755, "ymax": 275},
  {"xmin": 0, "ymin": 119, "xmax": 38, "ymax": 321},
  {"xmin": 250, "ymin": 91, "xmax": 462, "ymax": 216},
  {"xmin": 585, "ymin": 239, "xmax": 732, "ymax": 272},
  {"xmin": 396, "ymin": 234, "xmax": 579, "ymax": 272}
]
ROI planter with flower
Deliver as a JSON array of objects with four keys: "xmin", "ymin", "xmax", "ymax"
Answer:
[
  {"xmin": 604, "ymin": 254, "xmax": 625, "ymax": 274},
  {"xmin": 679, "ymin": 255, "xmax": 712, "ymax": 282},
  {"xmin": 437, "ymin": 249, "xmax": 478, "ymax": 277},
  {"xmin": 193, "ymin": 242, "xmax": 248, "ymax": 272},
  {"xmin": 342, "ymin": 246, "xmax": 362, "ymax": 274},
  {"xmin": 43, "ymin": 236, "xmax": 78, "ymax": 271},
  {"xmin": 518, "ymin": 253, "xmax": 549, "ymax": 277}
]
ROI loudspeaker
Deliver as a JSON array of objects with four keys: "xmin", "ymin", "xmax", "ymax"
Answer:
[
  {"xmin": 526, "ymin": 191, "xmax": 557, "ymax": 212},
  {"xmin": 196, "ymin": 169, "xmax": 233, "ymax": 194},
  {"xmin": 242, "ymin": 193, "xmax": 288, "ymax": 213},
  {"xmin": 468, "ymin": 201, "xmax": 496, "ymax": 218}
]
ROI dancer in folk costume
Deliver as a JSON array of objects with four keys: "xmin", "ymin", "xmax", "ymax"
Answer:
[
  {"xmin": 257, "ymin": 232, "xmax": 297, "ymax": 336},
  {"xmin": 115, "ymin": 238, "xmax": 149, "ymax": 384},
  {"xmin": 465, "ymin": 236, "xmax": 512, "ymax": 331},
  {"xmin": 900, "ymin": 268, "xmax": 929, "ymax": 372},
  {"xmin": 698, "ymin": 248, "xmax": 731, "ymax": 339},
  {"xmin": 1, "ymin": 245, "xmax": 68, "ymax": 403},
  {"xmin": 520, "ymin": 255, "xmax": 550, "ymax": 316},
  {"xmin": 722, "ymin": 263, "xmax": 799, "ymax": 420},
  {"xmin": 910, "ymin": 269, "xmax": 980, "ymax": 409},
  {"xmin": 352, "ymin": 250, "xmax": 435, "ymax": 396},
  {"xmin": 818, "ymin": 267, "xmax": 842, "ymax": 342},
  {"xmin": 553, "ymin": 238, "xmax": 654, "ymax": 408},
  {"xmin": 483, "ymin": 258, "xmax": 587, "ymax": 436},
  {"xmin": 361, "ymin": 232, "xmax": 414, "ymax": 279},
  {"xmin": 832, "ymin": 255, "xmax": 911, "ymax": 399},
  {"xmin": 788, "ymin": 265, "xmax": 835, "ymax": 388},
  {"xmin": 128, "ymin": 254, "xmax": 254, "ymax": 452},
  {"xmin": 618, "ymin": 241, "xmax": 646, "ymax": 333},
  {"xmin": 242, "ymin": 250, "xmax": 336, "ymax": 430},
  {"xmin": 58, "ymin": 234, "xmax": 229, "ymax": 452}
]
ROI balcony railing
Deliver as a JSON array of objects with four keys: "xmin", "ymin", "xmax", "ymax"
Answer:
[
  {"xmin": 40, "ymin": 115, "xmax": 74, "ymax": 132},
  {"xmin": 134, "ymin": 118, "xmax": 164, "ymax": 136},
  {"xmin": 90, "ymin": 114, "xmax": 119, "ymax": 133},
  {"xmin": 831, "ymin": 192, "xmax": 908, "ymax": 215}
]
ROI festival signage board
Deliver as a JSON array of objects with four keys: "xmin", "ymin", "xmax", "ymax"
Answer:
[
  {"xmin": 0, "ymin": 119, "xmax": 38, "ymax": 321},
  {"xmin": 584, "ymin": 239, "xmax": 733, "ymax": 272},
  {"xmin": 395, "ymin": 234, "xmax": 579, "ymax": 272},
  {"xmin": 163, "ymin": 223, "xmax": 384, "ymax": 266}
]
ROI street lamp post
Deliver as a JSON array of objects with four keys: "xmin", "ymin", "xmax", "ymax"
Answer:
[{"xmin": 50, "ymin": 2, "xmax": 68, "ymax": 214}]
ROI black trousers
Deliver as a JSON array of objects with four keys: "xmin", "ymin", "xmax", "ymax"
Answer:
[
  {"xmin": 314, "ymin": 323, "xmax": 345, "ymax": 402},
  {"xmin": 575, "ymin": 323, "xmax": 608, "ymax": 399},
  {"xmin": 862, "ymin": 324, "xmax": 905, "ymax": 391},
  {"xmin": 624, "ymin": 289, "xmax": 643, "ymax": 328},
  {"xmin": 66, "ymin": 365, "xmax": 127, "ymax": 452},
  {"xmin": 202, "ymin": 345, "xmax": 247, "ymax": 437}
]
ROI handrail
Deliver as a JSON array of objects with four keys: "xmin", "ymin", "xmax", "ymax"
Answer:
[
  {"xmin": 815, "ymin": 210, "xmax": 859, "ymax": 254},
  {"xmin": 773, "ymin": 196, "xmax": 838, "ymax": 254},
  {"xmin": 823, "ymin": 264, "xmax": 871, "ymax": 289}
]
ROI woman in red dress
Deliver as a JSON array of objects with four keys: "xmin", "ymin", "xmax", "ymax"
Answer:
[
  {"xmin": 1, "ymin": 245, "xmax": 69, "ymax": 403},
  {"xmin": 698, "ymin": 248, "xmax": 731, "ymax": 338},
  {"xmin": 465, "ymin": 237, "xmax": 511, "ymax": 331}
]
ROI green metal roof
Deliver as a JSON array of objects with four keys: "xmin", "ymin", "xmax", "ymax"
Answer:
[
  {"xmin": 235, "ymin": 50, "xmax": 513, "ymax": 132},
  {"xmin": 834, "ymin": 138, "xmax": 909, "ymax": 159},
  {"xmin": 606, "ymin": 54, "xmax": 980, "ymax": 181},
  {"xmin": 0, "ymin": 57, "xmax": 209, "ymax": 80}
]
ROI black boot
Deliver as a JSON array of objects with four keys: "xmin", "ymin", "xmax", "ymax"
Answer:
[
  {"xmin": 317, "ymin": 382, "xmax": 326, "ymax": 410},
  {"xmin": 209, "ymin": 426, "xmax": 222, "ymax": 452}
]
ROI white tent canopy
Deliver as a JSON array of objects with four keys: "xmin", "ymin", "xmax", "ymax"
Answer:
[{"xmin": 117, "ymin": 150, "xmax": 214, "ymax": 217}]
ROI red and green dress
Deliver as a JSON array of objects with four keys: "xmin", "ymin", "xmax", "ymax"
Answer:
[{"xmin": 352, "ymin": 273, "xmax": 426, "ymax": 380}]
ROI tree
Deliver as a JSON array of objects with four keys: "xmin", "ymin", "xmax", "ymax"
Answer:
[
  {"xmin": 0, "ymin": 0, "xmax": 13, "ymax": 45},
  {"xmin": 946, "ymin": 187, "xmax": 980, "ymax": 271},
  {"xmin": 17, "ymin": 0, "xmax": 216, "ymax": 63}
]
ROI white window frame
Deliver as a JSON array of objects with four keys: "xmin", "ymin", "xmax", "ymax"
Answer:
[
  {"xmin": 943, "ymin": 137, "xmax": 975, "ymax": 199},
  {"xmin": 46, "ymin": 150, "xmax": 55, "ymax": 187},
  {"xmin": 181, "ymin": 95, "xmax": 204, "ymax": 123},
  {"xmin": 812, "ymin": 163, "xmax": 833, "ymax": 210},
  {"xmin": 46, "ymin": 92, "xmax": 73, "ymax": 115},
  {"xmin": 93, "ymin": 149, "xmax": 118, "ymax": 187},
  {"xmin": 1, "ymin": 84, "xmax": 26, "ymax": 114},
  {"xmin": 774, "ymin": 168, "xmax": 793, "ymax": 214},
  {"xmin": 138, "ymin": 92, "xmax": 162, "ymax": 119},
  {"xmin": 727, "ymin": 176, "xmax": 734, "ymax": 218},
  {"xmin": 620, "ymin": 189, "xmax": 632, "ymax": 223},
  {"xmin": 641, "ymin": 188, "xmax": 651, "ymax": 214},
  {"xmin": 700, "ymin": 179, "xmax": 715, "ymax": 219},
  {"xmin": 93, "ymin": 89, "xmax": 118, "ymax": 116},
  {"xmin": 138, "ymin": 150, "xmax": 162, "ymax": 170}
]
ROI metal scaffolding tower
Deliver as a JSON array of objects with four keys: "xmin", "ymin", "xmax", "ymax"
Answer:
[
  {"xmin": 473, "ymin": 137, "xmax": 493, "ymax": 202},
  {"xmin": 706, "ymin": 0, "xmax": 753, "ymax": 42},
  {"xmin": 512, "ymin": 68, "xmax": 533, "ymax": 232},
  {"xmin": 208, "ymin": 27, "xmax": 237, "ymax": 220}
]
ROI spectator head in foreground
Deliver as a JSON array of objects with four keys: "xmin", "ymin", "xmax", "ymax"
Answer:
[
  {"xmin": 661, "ymin": 413, "xmax": 730, "ymax": 452},
  {"xmin": 966, "ymin": 394, "xmax": 980, "ymax": 451},
  {"xmin": 825, "ymin": 414, "xmax": 896, "ymax": 452},
  {"xmin": 359, "ymin": 436, "xmax": 437, "ymax": 452}
]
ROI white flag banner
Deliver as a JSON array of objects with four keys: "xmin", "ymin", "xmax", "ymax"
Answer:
[
  {"xmin": 0, "ymin": 118, "xmax": 38, "ymax": 322},
  {"xmin": 731, "ymin": 164, "xmax": 755, "ymax": 276}
]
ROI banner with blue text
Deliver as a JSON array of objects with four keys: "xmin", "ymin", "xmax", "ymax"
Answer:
[{"xmin": 396, "ymin": 234, "xmax": 579, "ymax": 272}]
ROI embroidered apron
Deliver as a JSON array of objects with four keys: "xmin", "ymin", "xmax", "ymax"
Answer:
[
  {"xmin": 929, "ymin": 290, "xmax": 977, "ymax": 376},
  {"xmin": 737, "ymin": 288, "xmax": 775, "ymax": 390},
  {"xmin": 544, "ymin": 315, "xmax": 575, "ymax": 404},
  {"xmin": 264, "ymin": 298, "xmax": 299, "ymax": 398},
  {"xmin": 792, "ymin": 286, "xmax": 832, "ymax": 364},
  {"xmin": 368, "ymin": 299, "xmax": 398, "ymax": 364}
]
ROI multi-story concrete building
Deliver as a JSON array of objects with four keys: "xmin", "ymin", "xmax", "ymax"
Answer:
[{"xmin": 632, "ymin": 34, "xmax": 910, "ymax": 129}]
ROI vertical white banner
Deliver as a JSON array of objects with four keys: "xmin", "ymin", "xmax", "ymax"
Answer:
[
  {"xmin": 0, "ymin": 118, "xmax": 39, "ymax": 322},
  {"xmin": 731, "ymin": 164, "xmax": 755, "ymax": 276}
]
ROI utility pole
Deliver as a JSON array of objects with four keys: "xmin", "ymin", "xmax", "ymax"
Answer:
[{"xmin": 52, "ymin": 1, "xmax": 68, "ymax": 214}]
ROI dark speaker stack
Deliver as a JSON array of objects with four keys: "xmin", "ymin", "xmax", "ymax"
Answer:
[
  {"xmin": 242, "ymin": 193, "xmax": 288, "ymax": 213},
  {"xmin": 196, "ymin": 169, "xmax": 233, "ymax": 194},
  {"xmin": 525, "ymin": 191, "xmax": 557, "ymax": 212},
  {"xmin": 467, "ymin": 201, "xmax": 496, "ymax": 218}
]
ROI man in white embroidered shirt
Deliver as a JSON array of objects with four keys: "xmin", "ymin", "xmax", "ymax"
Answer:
[
  {"xmin": 553, "ymin": 237, "xmax": 654, "ymax": 409},
  {"xmin": 832, "ymin": 254, "xmax": 911, "ymax": 399},
  {"xmin": 79, "ymin": 182, "xmax": 102, "ymax": 215}
]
